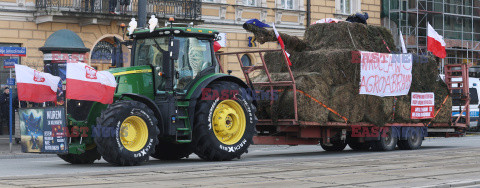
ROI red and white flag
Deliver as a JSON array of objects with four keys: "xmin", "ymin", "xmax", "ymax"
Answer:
[
  {"xmin": 427, "ymin": 23, "xmax": 446, "ymax": 58},
  {"xmin": 66, "ymin": 63, "xmax": 117, "ymax": 104},
  {"xmin": 14, "ymin": 64, "xmax": 61, "ymax": 103},
  {"xmin": 272, "ymin": 23, "xmax": 292, "ymax": 66}
]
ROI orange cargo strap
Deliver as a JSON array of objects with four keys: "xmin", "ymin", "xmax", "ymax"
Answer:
[
  {"xmin": 428, "ymin": 95, "xmax": 450, "ymax": 126},
  {"xmin": 296, "ymin": 89, "xmax": 348, "ymax": 123}
]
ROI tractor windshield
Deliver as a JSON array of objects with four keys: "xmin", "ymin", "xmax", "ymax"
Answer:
[{"xmin": 134, "ymin": 36, "xmax": 213, "ymax": 91}]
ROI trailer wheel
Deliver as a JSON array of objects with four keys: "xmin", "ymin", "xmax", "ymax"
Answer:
[
  {"xmin": 371, "ymin": 127, "xmax": 397, "ymax": 151},
  {"xmin": 57, "ymin": 145, "xmax": 101, "ymax": 164},
  {"xmin": 320, "ymin": 140, "xmax": 347, "ymax": 151},
  {"xmin": 150, "ymin": 139, "xmax": 192, "ymax": 160},
  {"xmin": 348, "ymin": 141, "xmax": 370, "ymax": 151},
  {"xmin": 95, "ymin": 100, "xmax": 159, "ymax": 166},
  {"xmin": 192, "ymin": 81, "xmax": 256, "ymax": 161},
  {"xmin": 398, "ymin": 128, "xmax": 423, "ymax": 150}
]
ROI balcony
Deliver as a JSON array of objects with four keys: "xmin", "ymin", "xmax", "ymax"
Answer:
[{"xmin": 34, "ymin": 0, "xmax": 202, "ymax": 25}]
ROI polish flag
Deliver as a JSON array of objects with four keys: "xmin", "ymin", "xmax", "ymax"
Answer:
[
  {"xmin": 272, "ymin": 23, "xmax": 292, "ymax": 66},
  {"xmin": 15, "ymin": 64, "xmax": 60, "ymax": 103},
  {"xmin": 66, "ymin": 63, "xmax": 117, "ymax": 104},
  {"xmin": 427, "ymin": 23, "xmax": 446, "ymax": 58}
]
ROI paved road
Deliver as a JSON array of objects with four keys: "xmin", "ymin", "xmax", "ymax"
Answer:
[{"xmin": 0, "ymin": 136, "xmax": 479, "ymax": 187}]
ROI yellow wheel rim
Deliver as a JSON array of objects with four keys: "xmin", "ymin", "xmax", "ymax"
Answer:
[
  {"xmin": 212, "ymin": 100, "xmax": 246, "ymax": 145},
  {"xmin": 120, "ymin": 116, "xmax": 149, "ymax": 152}
]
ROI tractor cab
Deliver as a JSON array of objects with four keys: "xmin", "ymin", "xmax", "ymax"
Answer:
[{"xmin": 128, "ymin": 26, "xmax": 220, "ymax": 94}]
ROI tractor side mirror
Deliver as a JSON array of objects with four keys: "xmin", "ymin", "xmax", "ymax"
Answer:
[{"xmin": 169, "ymin": 39, "xmax": 180, "ymax": 60}]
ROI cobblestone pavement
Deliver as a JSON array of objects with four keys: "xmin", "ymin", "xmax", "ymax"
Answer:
[{"xmin": 0, "ymin": 136, "xmax": 479, "ymax": 187}]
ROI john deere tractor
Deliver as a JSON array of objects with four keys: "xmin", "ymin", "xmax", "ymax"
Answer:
[{"xmin": 58, "ymin": 23, "xmax": 257, "ymax": 165}]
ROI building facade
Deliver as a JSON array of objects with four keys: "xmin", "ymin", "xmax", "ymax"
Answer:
[
  {"xmin": 382, "ymin": 0, "xmax": 480, "ymax": 69},
  {"xmin": 0, "ymin": 0, "xmax": 382, "ymax": 86}
]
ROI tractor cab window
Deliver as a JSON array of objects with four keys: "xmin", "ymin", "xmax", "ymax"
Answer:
[
  {"xmin": 175, "ymin": 37, "xmax": 213, "ymax": 91},
  {"xmin": 133, "ymin": 36, "xmax": 213, "ymax": 92},
  {"xmin": 134, "ymin": 37, "xmax": 168, "ymax": 67}
]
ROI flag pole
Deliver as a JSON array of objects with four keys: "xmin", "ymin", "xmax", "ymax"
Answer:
[{"xmin": 9, "ymin": 68, "xmax": 12, "ymax": 153}]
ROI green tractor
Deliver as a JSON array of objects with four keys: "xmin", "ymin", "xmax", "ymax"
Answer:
[{"xmin": 58, "ymin": 23, "xmax": 257, "ymax": 165}]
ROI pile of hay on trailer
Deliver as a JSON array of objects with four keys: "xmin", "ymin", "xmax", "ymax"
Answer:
[{"xmin": 245, "ymin": 21, "xmax": 452, "ymax": 126}]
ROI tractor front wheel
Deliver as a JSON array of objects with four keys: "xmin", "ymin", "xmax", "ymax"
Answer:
[
  {"xmin": 192, "ymin": 81, "xmax": 257, "ymax": 161},
  {"xmin": 95, "ymin": 100, "xmax": 159, "ymax": 166}
]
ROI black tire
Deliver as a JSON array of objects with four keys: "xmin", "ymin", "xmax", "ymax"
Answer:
[
  {"xmin": 57, "ymin": 145, "xmax": 101, "ymax": 164},
  {"xmin": 320, "ymin": 140, "xmax": 347, "ymax": 151},
  {"xmin": 348, "ymin": 140, "xmax": 370, "ymax": 151},
  {"xmin": 151, "ymin": 139, "xmax": 193, "ymax": 160},
  {"xmin": 192, "ymin": 81, "xmax": 257, "ymax": 161},
  {"xmin": 95, "ymin": 100, "xmax": 159, "ymax": 166},
  {"xmin": 398, "ymin": 127, "xmax": 423, "ymax": 150},
  {"xmin": 371, "ymin": 127, "xmax": 397, "ymax": 151}
]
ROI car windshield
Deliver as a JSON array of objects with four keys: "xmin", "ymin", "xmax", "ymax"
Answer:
[{"xmin": 134, "ymin": 36, "xmax": 213, "ymax": 91}]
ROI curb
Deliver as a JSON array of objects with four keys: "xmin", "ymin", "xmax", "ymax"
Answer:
[{"xmin": 0, "ymin": 153, "xmax": 56, "ymax": 159}]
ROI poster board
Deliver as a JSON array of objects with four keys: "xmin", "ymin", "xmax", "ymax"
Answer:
[
  {"xmin": 411, "ymin": 92, "xmax": 435, "ymax": 119},
  {"xmin": 359, "ymin": 52, "xmax": 413, "ymax": 97},
  {"xmin": 19, "ymin": 107, "xmax": 68, "ymax": 153}
]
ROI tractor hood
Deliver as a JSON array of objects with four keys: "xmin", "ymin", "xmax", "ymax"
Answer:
[{"xmin": 107, "ymin": 65, "xmax": 153, "ymax": 77}]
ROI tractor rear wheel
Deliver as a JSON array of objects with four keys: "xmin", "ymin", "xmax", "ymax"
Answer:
[
  {"xmin": 192, "ymin": 81, "xmax": 257, "ymax": 161},
  {"xmin": 95, "ymin": 100, "xmax": 159, "ymax": 166},
  {"xmin": 57, "ymin": 144, "xmax": 101, "ymax": 164},
  {"xmin": 150, "ymin": 139, "xmax": 193, "ymax": 160}
]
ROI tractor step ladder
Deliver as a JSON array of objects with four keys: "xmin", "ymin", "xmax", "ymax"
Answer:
[
  {"xmin": 444, "ymin": 64, "xmax": 470, "ymax": 126},
  {"xmin": 175, "ymin": 100, "xmax": 192, "ymax": 143}
]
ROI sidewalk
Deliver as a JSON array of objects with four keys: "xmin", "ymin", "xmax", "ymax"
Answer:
[{"xmin": 0, "ymin": 135, "xmax": 55, "ymax": 159}]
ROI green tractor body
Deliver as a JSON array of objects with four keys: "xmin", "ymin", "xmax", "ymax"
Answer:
[{"xmin": 55, "ymin": 25, "xmax": 257, "ymax": 165}]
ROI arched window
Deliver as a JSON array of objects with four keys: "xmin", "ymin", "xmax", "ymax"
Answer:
[{"xmin": 241, "ymin": 54, "xmax": 252, "ymax": 66}]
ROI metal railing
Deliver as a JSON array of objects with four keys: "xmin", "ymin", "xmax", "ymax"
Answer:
[{"xmin": 35, "ymin": 0, "xmax": 201, "ymax": 20}]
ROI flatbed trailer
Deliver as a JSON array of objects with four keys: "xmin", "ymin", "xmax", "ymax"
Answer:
[{"xmin": 216, "ymin": 49, "xmax": 469, "ymax": 150}]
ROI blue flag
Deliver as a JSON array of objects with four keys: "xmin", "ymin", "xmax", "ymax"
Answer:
[{"xmin": 245, "ymin": 19, "xmax": 271, "ymax": 28}]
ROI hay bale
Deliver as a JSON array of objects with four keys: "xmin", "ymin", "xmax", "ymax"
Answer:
[
  {"xmin": 431, "ymin": 80, "xmax": 452, "ymax": 123},
  {"xmin": 304, "ymin": 22, "xmax": 396, "ymax": 52},
  {"xmin": 253, "ymin": 72, "xmax": 330, "ymax": 123},
  {"xmin": 363, "ymin": 96, "xmax": 390, "ymax": 126},
  {"xmin": 264, "ymin": 49, "xmax": 360, "ymax": 86},
  {"xmin": 243, "ymin": 23, "xmax": 308, "ymax": 52},
  {"xmin": 328, "ymin": 83, "xmax": 365, "ymax": 123}
]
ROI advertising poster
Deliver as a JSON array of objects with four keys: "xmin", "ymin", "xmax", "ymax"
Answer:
[{"xmin": 19, "ymin": 107, "xmax": 68, "ymax": 153}]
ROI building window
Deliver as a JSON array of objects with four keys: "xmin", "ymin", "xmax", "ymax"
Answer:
[
  {"xmin": 280, "ymin": 0, "xmax": 294, "ymax": 9},
  {"xmin": 243, "ymin": 0, "xmax": 256, "ymax": 6},
  {"xmin": 241, "ymin": 54, "xmax": 252, "ymax": 66},
  {"xmin": 340, "ymin": 0, "xmax": 351, "ymax": 14},
  {"xmin": 91, "ymin": 41, "xmax": 114, "ymax": 64}
]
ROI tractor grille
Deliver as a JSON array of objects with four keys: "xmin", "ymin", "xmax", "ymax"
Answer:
[{"xmin": 67, "ymin": 100, "xmax": 94, "ymax": 121}]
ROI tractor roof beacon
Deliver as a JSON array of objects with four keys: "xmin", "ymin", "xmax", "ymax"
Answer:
[{"xmin": 58, "ymin": 20, "xmax": 257, "ymax": 166}]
